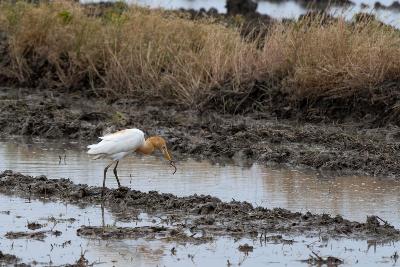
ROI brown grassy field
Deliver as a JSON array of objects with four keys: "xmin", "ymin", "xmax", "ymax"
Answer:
[{"xmin": 1, "ymin": 1, "xmax": 400, "ymax": 119}]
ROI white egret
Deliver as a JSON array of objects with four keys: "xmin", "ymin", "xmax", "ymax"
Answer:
[{"xmin": 87, "ymin": 128, "xmax": 176, "ymax": 195}]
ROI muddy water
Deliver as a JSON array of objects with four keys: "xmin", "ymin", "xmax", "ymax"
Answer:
[
  {"xmin": 1, "ymin": 139, "xmax": 400, "ymax": 228},
  {"xmin": 0, "ymin": 194, "xmax": 399, "ymax": 266}
]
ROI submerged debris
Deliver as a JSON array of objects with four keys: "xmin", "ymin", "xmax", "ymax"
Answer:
[
  {"xmin": 392, "ymin": 251, "xmax": 399, "ymax": 262},
  {"xmin": 47, "ymin": 216, "xmax": 76, "ymax": 224},
  {"xmin": 261, "ymin": 234, "xmax": 295, "ymax": 244},
  {"xmin": 63, "ymin": 251, "xmax": 96, "ymax": 267},
  {"xmin": 74, "ymin": 254, "xmax": 89, "ymax": 267},
  {"xmin": 303, "ymin": 251, "xmax": 344, "ymax": 266},
  {"xmin": 238, "ymin": 243, "xmax": 253, "ymax": 255}
]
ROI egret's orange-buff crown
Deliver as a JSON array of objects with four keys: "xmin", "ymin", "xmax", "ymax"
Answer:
[{"xmin": 148, "ymin": 136, "xmax": 167, "ymax": 149}]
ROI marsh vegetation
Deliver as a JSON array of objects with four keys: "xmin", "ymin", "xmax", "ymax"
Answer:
[{"xmin": 1, "ymin": 1, "xmax": 400, "ymax": 121}]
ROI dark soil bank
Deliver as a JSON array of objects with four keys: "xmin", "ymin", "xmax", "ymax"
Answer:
[
  {"xmin": 1, "ymin": 170, "xmax": 399, "ymax": 241},
  {"xmin": 0, "ymin": 251, "xmax": 21, "ymax": 266},
  {"xmin": 1, "ymin": 88, "xmax": 400, "ymax": 177}
]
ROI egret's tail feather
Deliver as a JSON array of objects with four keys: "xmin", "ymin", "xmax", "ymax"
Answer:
[
  {"xmin": 87, "ymin": 140, "xmax": 117, "ymax": 155},
  {"xmin": 87, "ymin": 143, "xmax": 103, "ymax": 155},
  {"xmin": 87, "ymin": 128, "xmax": 145, "ymax": 159},
  {"xmin": 92, "ymin": 154, "xmax": 105, "ymax": 160},
  {"xmin": 87, "ymin": 143, "xmax": 106, "ymax": 159}
]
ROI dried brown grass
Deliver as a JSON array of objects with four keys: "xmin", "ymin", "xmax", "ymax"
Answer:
[
  {"xmin": 262, "ymin": 15, "xmax": 400, "ymax": 100},
  {"xmin": 0, "ymin": 1, "xmax": 261, "ymax": 105},
  {"xmin": 1, "ymin": 2, "xmax": 400, "ymax": 110}
]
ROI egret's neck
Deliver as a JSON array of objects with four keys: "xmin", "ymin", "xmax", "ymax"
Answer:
[{"xmin": 136, "ymin": 139, "xmax": 155, "ymax": 155}]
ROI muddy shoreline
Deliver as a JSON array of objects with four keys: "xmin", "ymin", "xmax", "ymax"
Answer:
[
  {"xmin": 1, "ymin": 170, "xmax": 399, "ymax": 241},
  {"xmin": 0, "ymin": 251, "xmax": 22, "ymax": 266},
  {"xmin": 1, "ymin": 88, "xmax": 400, "ymax": 177}
]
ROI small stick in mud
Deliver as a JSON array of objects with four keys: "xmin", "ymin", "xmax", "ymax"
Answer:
[
  {"xmin": 376, "ymin": 216, "xmax": 392, "ymax": 227},
  {"xmin": 392, "ymin": 251, "xmax": 399, "ymax": 263},
  {"xmin": 170, "ymin": 160, "xmax": 177, "ymax": 174}
]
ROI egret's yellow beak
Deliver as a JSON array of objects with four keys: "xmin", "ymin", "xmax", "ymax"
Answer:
[
  {"xmin": 161, "ymin": 147, "xmax": 176, "ymax": 174},
  {"xmin": 161, "ymin": 147, "xmax": 172, "ymax": 161}
]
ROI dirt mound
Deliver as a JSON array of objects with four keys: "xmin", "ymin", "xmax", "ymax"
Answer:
[
  {"xmin": 77, "ymin": 225, "xmax": 212, "ymax": 244},
  {"xmin": 5, "ymin": 230, "xmax": 61, "ymax": 241},
  {"xmin": 0, "ymin": 250, "xmax": 29, "ymax": 266},
  {"xmin": 1, "ymin": 170, "xmax": 399, "ymax": 241}
]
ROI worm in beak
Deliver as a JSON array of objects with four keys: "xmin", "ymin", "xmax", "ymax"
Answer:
[{"xmin": 170, "ymin": 160, "xmax": 177, "ymax": 174}]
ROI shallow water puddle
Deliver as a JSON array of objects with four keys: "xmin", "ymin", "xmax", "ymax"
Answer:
[
  {"xmin": 0, "ymin": 194, "xmax": 399, "ymax": 266},
  {"xmin": 0, "ymin": 194, "xmax": 161, "ymax": 266},
  {"xmin": 1, "ymin": 139, "xmax": 400, "ymax": 228}
]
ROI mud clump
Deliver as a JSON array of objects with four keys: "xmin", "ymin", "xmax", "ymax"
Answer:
[
  {"xmin": 0, "ymin": 251, "xmax": 19, "ymax": 265},
  {"xmin": 1, "ymin": 170, "xmax": 399, "ymax": 241},
  {"xmin": 5, "ymin": 230, "xmax": 61, "ymax": 241},
  {"xmin": 303, "ymin": 251, "xmax": 344, "ymax": 266},
  {"xmin": 63, "ymin": 253, "xmax": 92, "ymax": 267},
  {"xmin": 238, "ymin": 243, "xmax": 253, "ymax": 255},
  {"xmin": 27, "ymin": 221, "xmax": 43, "ymax": 230},
  {"xmin": 74, "ymin": 254, "xmax": 89, "ymax": 267},
  {"xmin": 0, "ymin": 251, "xmax": 29, "ymax": 266},
  {"xmin": 77, "ymin": 225, "xmax": 169, "ymax": 239},
  {"xmin": 77, "ymin": 225, "xmax": 212, "ymax": 244}
]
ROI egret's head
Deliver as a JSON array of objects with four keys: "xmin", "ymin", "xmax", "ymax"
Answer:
[
  {"xmin": 148, "ymin": 136, "xmax": 177, "ymax": 174},
  {"xmin": 148, "ymin": 136, "xmax": 171, "ymax": 160}
]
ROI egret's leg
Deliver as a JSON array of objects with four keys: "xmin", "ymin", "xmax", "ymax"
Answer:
[
  {"xmin": 101, "ymin": 202, "xmax": 105, "ymax": 227},
  {"xmin": 113, "ymin": 160, "xmax": 121, "ymax": 188},
  {"xmin": 102, "ymin": 162, "xmax": 114, "ymax": 197}
]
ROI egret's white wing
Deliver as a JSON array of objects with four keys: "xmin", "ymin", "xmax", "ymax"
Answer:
[{"xmin": 87, "ymin": 128, "xmax": 145, "ymax": 156}]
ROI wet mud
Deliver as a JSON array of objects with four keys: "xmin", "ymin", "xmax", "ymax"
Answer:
[
  {"xmin": 1, "ymin": 170, "xmax": 399, "ymax": 241},
  {"xmin": 26, "ymin": 221, "xmax": 43, "ymax": 230},
  {"xmin": 77, "ymin": 225, "xmax": 212, "ymax": 244},
  {"xmin": 5, "ymin": 230, "xmax": 61, "ymax": 241},
  {"xmin": 2, "ymin": 88, "xmax": 400, "ymax": 177},
  {"xmin": 0, "ymin": 251, "xmax": 21, "ymax": 266}
]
